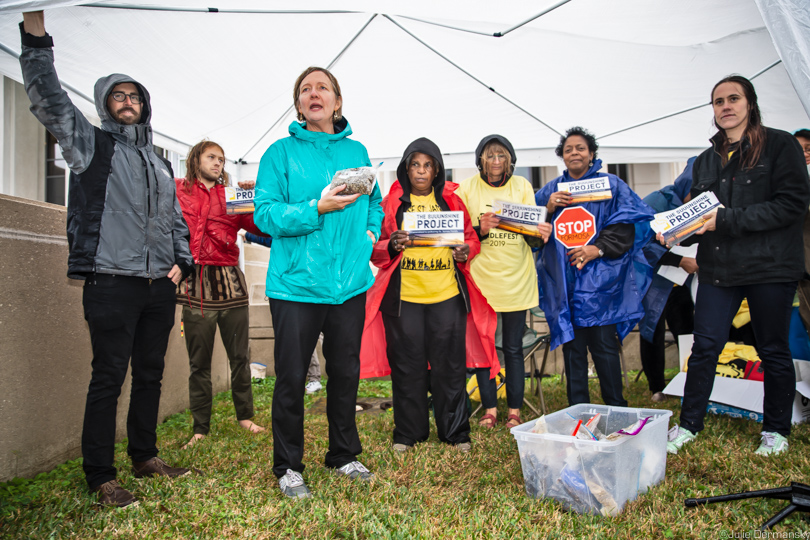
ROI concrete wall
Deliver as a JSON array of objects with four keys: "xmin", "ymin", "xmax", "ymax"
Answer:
[{"xmin": 0, "ymin": 194, "xmax": 230, "ymax": 482}]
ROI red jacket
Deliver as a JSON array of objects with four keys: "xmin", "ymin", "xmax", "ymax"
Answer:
[
  {"xmin": 359, "ymin": 181, "xmax": 499, "ymax": 380},
  {"xmin": 175, "ymin": 178, "xmax": 266, "ymax": 266}
]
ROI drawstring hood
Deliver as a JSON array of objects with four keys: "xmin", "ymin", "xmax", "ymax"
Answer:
[
  {"xmin": 395, "ymin": 137, "xmax": 449, "ymax": 226},
  {"xmin": 474, "ymin": 134, "xmax": 517, "ymax": 186}
]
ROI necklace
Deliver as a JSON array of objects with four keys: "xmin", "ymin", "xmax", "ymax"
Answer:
[{"xmin": 485, "ymin": 174, "xmax": 508, "ymax": 188}]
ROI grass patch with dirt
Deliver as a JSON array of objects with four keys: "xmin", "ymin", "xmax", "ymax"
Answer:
[{"xmin": 2, "ymin": 370, "xmax": 809, "ymax": 539}]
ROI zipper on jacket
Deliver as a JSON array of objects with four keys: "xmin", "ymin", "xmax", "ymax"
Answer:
[
  {"xmin": 455, "ymin": 266, "xmax": 470, "ymax": 312},
  {"xmin": 139, "ymin": 151, "xmax": 152, "ymax": 276}
]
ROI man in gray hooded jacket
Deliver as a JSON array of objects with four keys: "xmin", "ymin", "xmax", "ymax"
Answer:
[{"xmin": 20, "ymin": 11, "xmax": 196, "ymax": 508}]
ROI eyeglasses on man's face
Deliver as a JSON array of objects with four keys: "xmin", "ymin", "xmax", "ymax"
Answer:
[{"xmin": 110, "ymin": 91, "xmax": 143, "ymax": 105}]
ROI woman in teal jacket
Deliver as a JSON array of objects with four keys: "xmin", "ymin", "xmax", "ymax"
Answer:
[{"xmin": 253, "ymin": 66, "xmax": 383, "ymax": 499}]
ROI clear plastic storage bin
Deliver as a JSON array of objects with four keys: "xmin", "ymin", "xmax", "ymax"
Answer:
[{"xmin": 511, "ymin": 404, "xmax": 672, "ymax": 515}]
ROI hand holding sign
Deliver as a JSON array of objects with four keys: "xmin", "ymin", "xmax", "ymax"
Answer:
[
  {"xmin": 546, "ymin": 191, "xmax": 573, "ymax": 214},
  {"xmin": 537, "ymin": 222, "xmax": 552, "ymax": 243},
  {"xmin": 479, "ymin": 212, "xmax": 500, "ymax": 235},
  {"xmin": 696, "ymin": 209, "xmax": 718, "ymax": 235},
  {"xmin": 453, "ymin": 244, "xmax": 470, "ymax": 263},
  {"xmin": 390, "ymin": 230, "xmax": 409, "ymax": 252},
  {"xmin": 568, "ymin": 245, "xmax": 600, "ymax": 270}
]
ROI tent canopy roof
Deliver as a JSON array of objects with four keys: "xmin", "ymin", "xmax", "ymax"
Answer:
[{"xmin": 0, "ymin": 0, "xmax": 807, "ymax": 167}]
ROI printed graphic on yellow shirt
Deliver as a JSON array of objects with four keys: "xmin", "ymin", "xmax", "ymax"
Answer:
[
  {"xmin": 401, "ymin": 254, "xmax": 454, "ymax": 271},
  {"xmin": 455, "ymin": 174, "xmax": 539, "ymax": 311},
  {"xmin": 400, "ymin": 193, "xmax": 459, "ymax": 304}
]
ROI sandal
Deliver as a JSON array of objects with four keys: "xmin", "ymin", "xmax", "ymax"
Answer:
[
  {"xmin": 505, "ymin": 414, "xmax": 522, "ymax": 429},
  {"xmin": 478, "ymin": 414, "xmax": 497, "ymax": 429}
]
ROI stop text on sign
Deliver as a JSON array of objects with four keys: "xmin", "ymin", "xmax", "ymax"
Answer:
[{"xmin": 554, "ymin": 206, "xmax": 596, "ymax": 249}]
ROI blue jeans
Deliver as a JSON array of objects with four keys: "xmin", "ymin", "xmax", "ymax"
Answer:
[
  {"xmin": 562, "ymin": 324, "xmax": 627, "ymax": 407},
  {"xmin": 475, "ymin": 310, "xmax": 526, "ymax": 410},
  {"xmin": 680, "ymin": 281, "xmax": 796, "ymax": 437}
]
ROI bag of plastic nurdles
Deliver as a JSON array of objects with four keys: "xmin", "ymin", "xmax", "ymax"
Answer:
[{"xmin": 328, "ymin": 162, "xmax": 383, "ymax": 195}]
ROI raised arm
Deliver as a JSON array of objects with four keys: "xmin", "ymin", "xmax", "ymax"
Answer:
[{"xmin": 20, "ymin": 11, "xmax": 96, "ymax": 174}]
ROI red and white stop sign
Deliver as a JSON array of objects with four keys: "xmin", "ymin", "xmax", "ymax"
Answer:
[{"xmin": 554, "ymin": 206, "xmax": 596, "ymax": 249}]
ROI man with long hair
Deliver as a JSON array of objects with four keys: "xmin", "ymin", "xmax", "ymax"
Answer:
[{"xmin": 175, "ymin": 141, "xmax": 269, "ymax": 449}]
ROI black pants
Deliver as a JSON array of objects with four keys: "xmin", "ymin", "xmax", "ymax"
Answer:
[
  {"xmin": 81, "ymin": 274, "xmax": 176, "ymax": 490},
  {"xmin": 474, "ymin": 310, "xmax": 527, "ymax": 410},
  {"xmin": 383, "ymin": 295, "xmax": 470, "ymax": 446},
  {"xmin": 639, "ymin": 285, "xmax": 694, "ymax": 393},
  {"xmin": 269, "ymin": 294, "xmax": 365, "ymax": 478},
  {"xmin": 562, "ymin": 324, "xmax": 627, "ymax": 407},
  {"xmin": 680, "ymin": 281, "xmax": 797, "ymax": 437}
]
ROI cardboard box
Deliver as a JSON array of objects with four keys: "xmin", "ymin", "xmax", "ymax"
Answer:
[{"xmin": 663, "ymin": 335, "xmax": 810, "ymax": 424}]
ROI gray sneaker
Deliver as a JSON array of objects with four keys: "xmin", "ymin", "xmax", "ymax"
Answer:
[
  {"xmin": 278, "ymin": 469, "xmax": 312, "ymax": 499},
  {"xmin": 334, "ymin": 461, "xmax": 374, "ymax": 481}
]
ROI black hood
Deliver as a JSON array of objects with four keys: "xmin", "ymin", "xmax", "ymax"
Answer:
[
  {"xmin": 396, "ymin": 137, "xmax": 447, "ymax": 200},
  {"xmin": 475, "ymin": 134, "xmax": 517, "ymax": 183}
]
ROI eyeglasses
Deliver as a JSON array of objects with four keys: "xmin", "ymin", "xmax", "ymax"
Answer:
[
  {"xmin": 110, "ymin": 91, "xmax": 143, "ymax": 104},
  {"xmin": 485, "ymin": 153, "xmax": 507, "ymax": 162}
]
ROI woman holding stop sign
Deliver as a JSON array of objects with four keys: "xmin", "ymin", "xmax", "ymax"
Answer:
[{"xmin": 535, "ymin": 127, "xmax": 654, "ymax": 407}]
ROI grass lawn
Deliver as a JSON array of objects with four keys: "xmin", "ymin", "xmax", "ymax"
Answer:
[{"xmin": 2, "ymin": 371, "xmax": 810, "ymax": 539}]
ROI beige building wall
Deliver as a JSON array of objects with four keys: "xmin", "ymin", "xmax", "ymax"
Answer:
[
  {"xmin": 2, "ymin": 77, "xmax": 46, "ymax": 202},
  {"xmin": 0, "ymin": 194, "xmax": 231, "ymax": 482}
]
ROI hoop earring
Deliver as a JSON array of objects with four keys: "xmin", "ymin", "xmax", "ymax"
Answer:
[{"xmin": 589, "ymin": 161, "xmax": 593, "ymax": 167}]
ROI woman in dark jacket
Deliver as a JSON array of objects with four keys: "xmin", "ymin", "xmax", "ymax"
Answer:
[
  {"xmin": 666, "ymin": 75, "xmax": 810, "ymax": 456},
  {"xmin": 359, "ymin": 138, "xmax": 498, "ymax": 452}
]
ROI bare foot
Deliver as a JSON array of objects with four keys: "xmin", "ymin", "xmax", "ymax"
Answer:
[
  {"xmin": 238, "ymin": 420, "xmax": 265, "ymax": 434},
  {"xmin": 182, "ymin": 433, "xmax": 205, "ymax": 449}
]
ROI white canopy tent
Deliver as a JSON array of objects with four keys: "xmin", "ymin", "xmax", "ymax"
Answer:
[{"xmin": 0, "ymin": 0, "xmax": 807, "ymax": 174}]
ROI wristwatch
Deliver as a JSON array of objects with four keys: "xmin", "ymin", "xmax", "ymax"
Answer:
[{"xmin": 597, "ymin": 248, "xmax": 604, "ymax": 258}]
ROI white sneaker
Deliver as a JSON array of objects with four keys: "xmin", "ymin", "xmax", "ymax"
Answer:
[
  {"xmin": 334, "ymin": 461, "xmax": 374, "ymax": 481},
  {"xmin": 754, "ymin": 431, "xmax": 789, "ymax": 456},
  {"xmin": 278, "ymin": 469, "xmax": 312, "ymax": 499},
  {"xmin": 305, "ymin": 381, "xmax": 323, "ymax": 394},
  {"xmin": 666, "ymin": 425, "xmax": 696, "ymax": 454}
]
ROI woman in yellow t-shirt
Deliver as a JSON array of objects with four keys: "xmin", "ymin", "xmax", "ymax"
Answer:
[
  {"xmin": 457, "ymin": 135, "xmax": 552, "ymax": 429},
  {"xmin": 359, "ymin": 137, "xmax": 499, "ymax": 452}
]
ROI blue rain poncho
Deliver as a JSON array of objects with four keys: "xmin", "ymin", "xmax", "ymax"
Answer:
[
  {"xmin": 637, "ymin": 158, "xmax": 696, "ymax": 342},
  {"xmin": 535, "ymin": 160, "xmax": 655, "ymax": 350}
]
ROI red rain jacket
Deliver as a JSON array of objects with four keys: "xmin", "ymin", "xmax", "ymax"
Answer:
[
  {"xmin": 175, "ymin": 178, "xmax": 267, "ymax": 266},
  {"xmin": 359, "ymin": 180, "xmax": 499, "ymax": 380}
]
